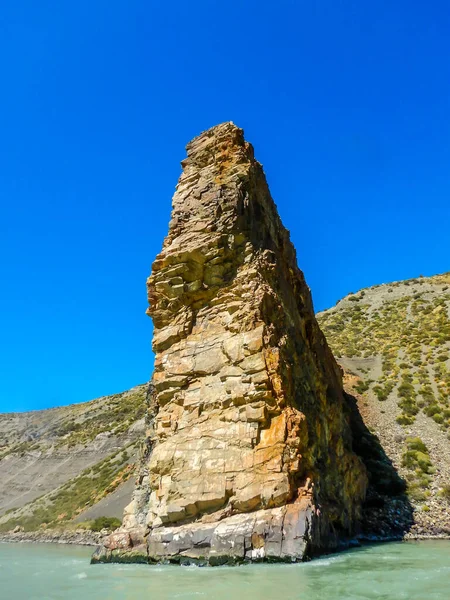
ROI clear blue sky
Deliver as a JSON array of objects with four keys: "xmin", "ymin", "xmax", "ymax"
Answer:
[{"xmin": 1, "ymin": 1, "xmax": 449, "ymax": 412}]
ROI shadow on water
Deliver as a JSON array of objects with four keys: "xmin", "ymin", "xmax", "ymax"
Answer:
[{"xmin": 345, "ymin": 392, "xmax": 414, "ymax": 539}]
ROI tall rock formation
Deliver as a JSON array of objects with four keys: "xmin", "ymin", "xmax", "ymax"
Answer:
[{"xmin": 93, "ymin": 122, "xmax": 368, "ymax": 565}]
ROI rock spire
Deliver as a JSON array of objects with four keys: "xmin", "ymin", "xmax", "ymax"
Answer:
[{"xmin": 93, "ymin": 122, "xmax": 368, "ymax": 564}]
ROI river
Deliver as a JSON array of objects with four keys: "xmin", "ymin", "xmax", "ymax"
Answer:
[{"xmin": 1, "ymin": 540, "xmax": 449, "ymax": 599}]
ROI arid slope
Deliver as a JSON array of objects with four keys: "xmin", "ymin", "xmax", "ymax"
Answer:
[
  {"xmin": 318, "ymin": 273, "xmax": 450, "ymax": 535},
  {"xmin": 0, "ymin": 385, "xmax": 147, "ymax": 532}
]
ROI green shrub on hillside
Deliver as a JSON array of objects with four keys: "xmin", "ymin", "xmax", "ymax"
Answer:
[
  {"xmin": 90, "ymin": 516, "xmax": 122, "ymax": 531},
  {"xmin": 317, "ymin": 277, "xmax": 450, "ymax": 429},
  {"xmin": 405, "ymin": 437, "xmax": 428, "ymax": 453},
  {"xmin": 401, "ymin": 437, "xmax": 434, "ymax": 503},
  {"xmin": 354, "ymin": 380, "xmax": 370, "ymax": 394}
]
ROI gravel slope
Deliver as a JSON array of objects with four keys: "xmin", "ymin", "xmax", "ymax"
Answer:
[{"xmin": 318, "ymin": 273, "xmax": 450, "ymax": 536}]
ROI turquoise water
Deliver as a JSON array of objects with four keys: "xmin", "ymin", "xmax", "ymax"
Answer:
[{"xmin": 1, "ymin": 541, "xmax": 449, "ymax": 599}]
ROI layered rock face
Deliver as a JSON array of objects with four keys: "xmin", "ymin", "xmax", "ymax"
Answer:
[{"xmin": 94, "ymin": 122, "xmax": 368, "ymax": 564}]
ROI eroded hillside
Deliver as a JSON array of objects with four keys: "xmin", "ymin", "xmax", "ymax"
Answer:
[
  {"xmin": 318, "ymin": 273, "xmax": 450, "ymax": 535},
  {"xmin": 0, "ymin": 385, "xmax": 147, "ymax": 532}
]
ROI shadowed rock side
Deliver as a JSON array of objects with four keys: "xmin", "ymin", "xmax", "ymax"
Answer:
[
  {"xmin": 343, "ymin": 391, "xmax": 413, "ymax": 539},
  {"xmin": 93, "ymin": 122, "xmax": 370, "ymax": 565}
]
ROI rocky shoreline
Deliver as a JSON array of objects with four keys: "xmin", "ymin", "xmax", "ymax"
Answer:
[
  {"xmin": 1, "ymin": 527, "xmax": 448, "ymax": 561},
  {"xmin": 404, "ymin": 533, "xmax": 450, "ymax": 540},
  {"xmin": 0, "ymin": 529, "xmax": 103, "ymax": 546}
]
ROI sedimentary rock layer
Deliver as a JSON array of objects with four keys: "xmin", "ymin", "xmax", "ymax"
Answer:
[{"xmin": 93, "ymin": 122, "xmax": 368, "ymax": 565}]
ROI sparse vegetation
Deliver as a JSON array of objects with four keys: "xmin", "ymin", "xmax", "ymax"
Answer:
[
  {"xmin": 354, "ymin": 380, "xmax": 370, "ymax": 394},
  {"xmin": 0, "ymin": 385, "xmax": 147, "ymax": 459},
  {"xmin": 401, "ymin": 437, "xmax": 434, "ymax": 503},
  {"xmin": 318, "ymin": 273, "xmax": 450, "ymax": 428},
  {"xmin": 0, "ymin": 385, "xmax": 147, "ymax": 533},
  {"xmin": 0, "ymin": 445, "xmax": 136, "ymax": 532},
  {"xmin": 89, "ymin": 516, "xmax": 122, "ymax": 531}
]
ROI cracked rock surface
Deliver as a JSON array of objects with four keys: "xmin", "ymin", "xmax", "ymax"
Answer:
[{"xmin": 93, "ymin": 122, "xmax": 368, "ymax": 565}]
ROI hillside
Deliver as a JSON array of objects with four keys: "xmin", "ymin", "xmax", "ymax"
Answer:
[
  {"xmin": 0, "ymin": 385, "xmax": 148, "ymax": 533},
  {"xmin": 2, "ymin": 271, "xmax": 450, "ymax": 541},
  {"xmin": 317, "ymin": 272, "xmax": 450, "ymax": 535}
]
